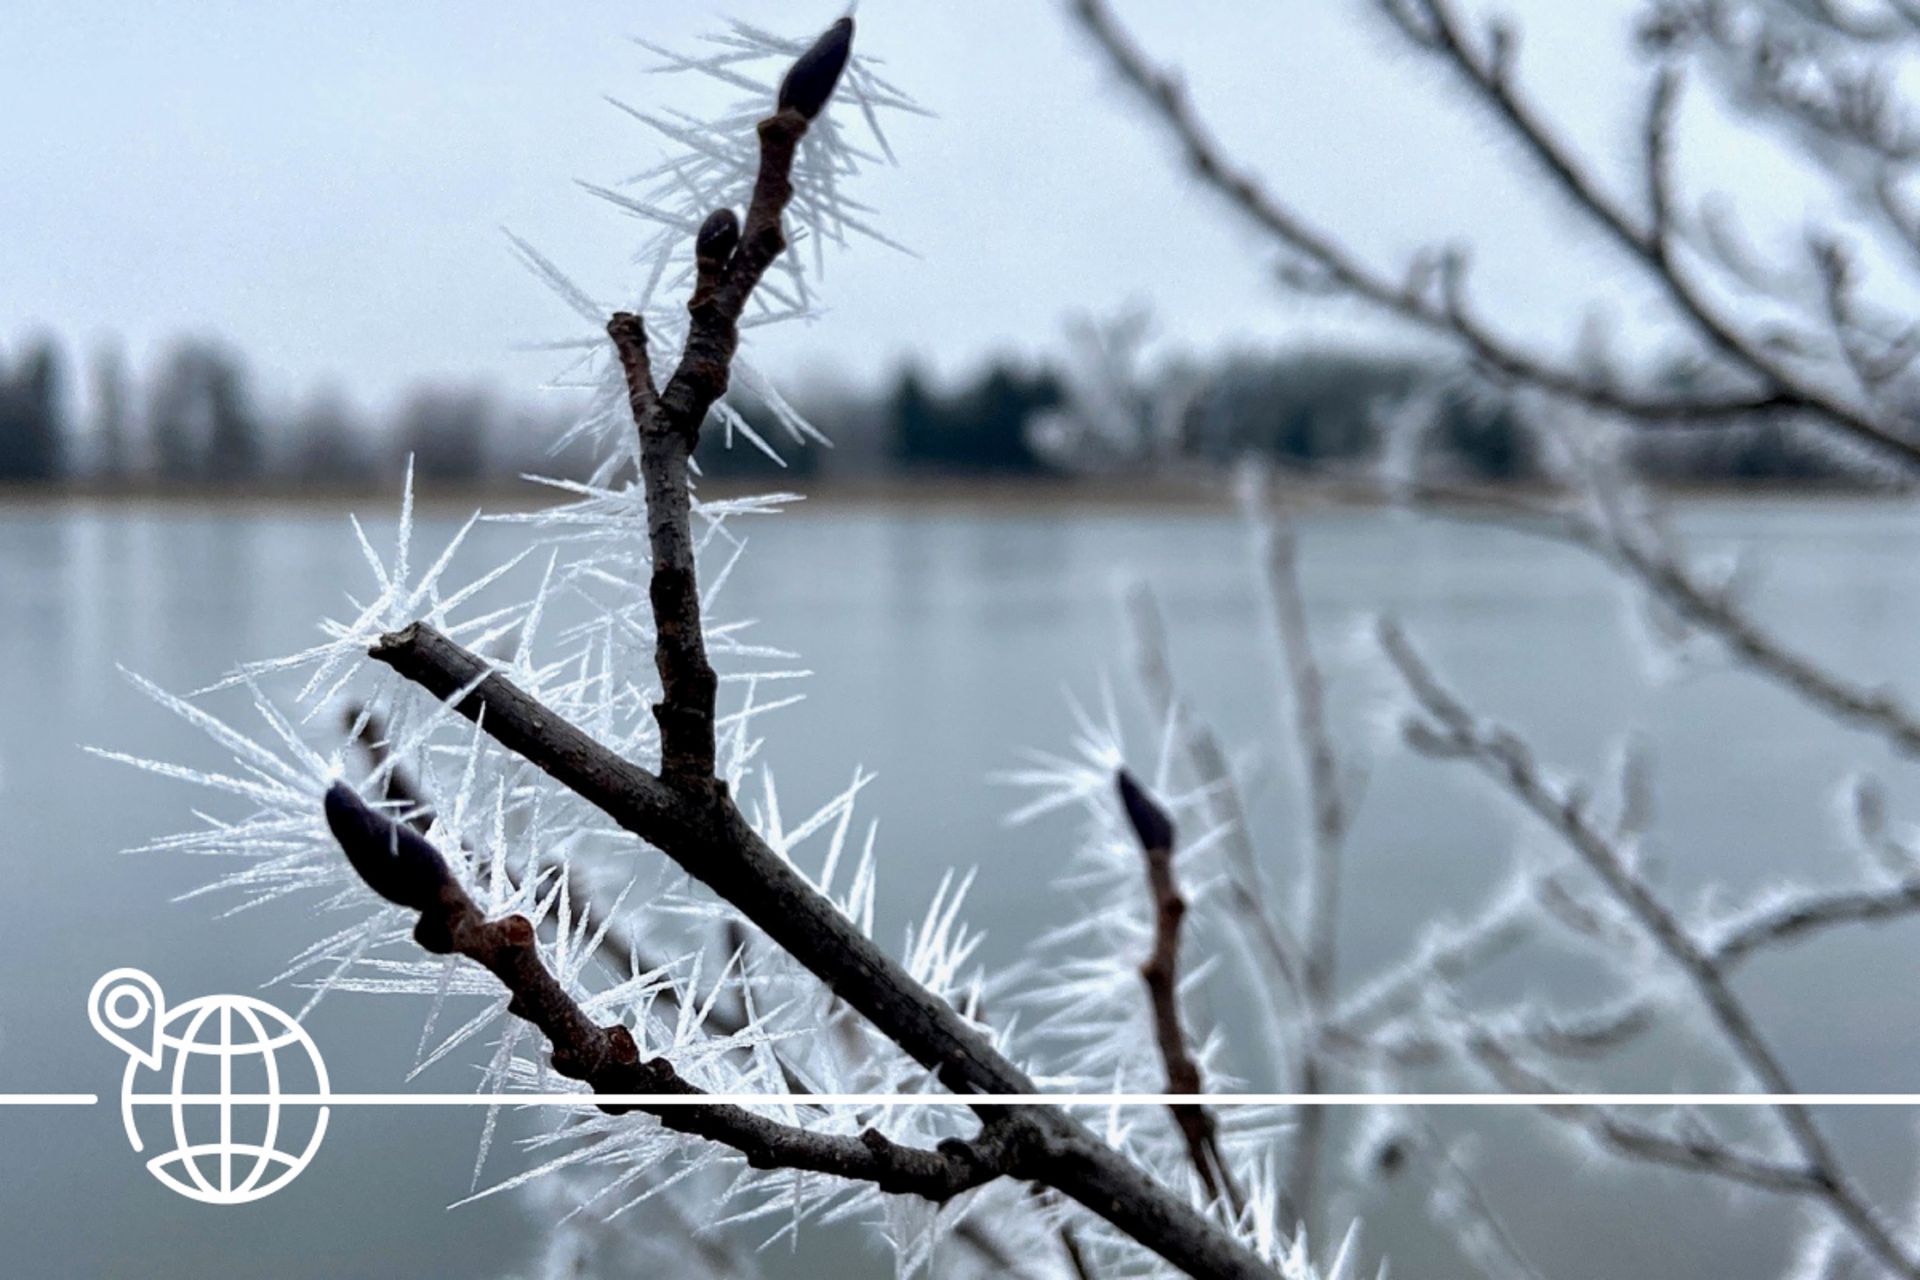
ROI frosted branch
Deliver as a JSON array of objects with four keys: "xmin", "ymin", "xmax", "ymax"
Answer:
[{"xmin": 1380, "ymin": 619, "xmax": 1920, "ymax": 1276}]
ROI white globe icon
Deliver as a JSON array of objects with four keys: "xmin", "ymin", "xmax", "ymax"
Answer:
[{"xmin": 90, "ymin": 969, "xmax": 330, "ymax": 1205}]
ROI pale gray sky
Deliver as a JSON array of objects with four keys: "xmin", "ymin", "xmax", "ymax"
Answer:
[{"xmin": 1, "ymin": 1, "xmax": 1783, "ymax": 409}]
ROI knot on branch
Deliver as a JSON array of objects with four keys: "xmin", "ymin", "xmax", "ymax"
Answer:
[{"xmin": 853, "ymin": 1114, "xmax": 1033, "ymax": 1200}]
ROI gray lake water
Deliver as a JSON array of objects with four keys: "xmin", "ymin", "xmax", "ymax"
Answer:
[{"xmin": 5, "ymin": 496, "xmax": 1920, "ymax": 1278}]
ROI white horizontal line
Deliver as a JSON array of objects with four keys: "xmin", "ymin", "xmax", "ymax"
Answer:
[{"xmin": 111, "ymin": 1092, "xmax": 1920, "ymax": 1108}]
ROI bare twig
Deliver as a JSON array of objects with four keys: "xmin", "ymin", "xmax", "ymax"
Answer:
[
  {"xmin": 1463, "ymin": 1029, "xmax": 1821, "ymax": 1195},
  {"xmin": 1262, "ymin": 516, "xmax": 1349, "ymax": 1232},
  {"xmin": 1117, "ymin": 769, "xmax": 1244, "ymax": 1215},
  {"xmin": 1259, "ymin": 467, "xmax": 1920, "ymax": 759},
  {"xmin": 323, "ymin": 780, "xmax": 1017, "ymax": 1201},
  {"xmin": 349, "ymin": 23, "xmax": 1284, "ymax": 1276},
  {"xmin": 371, "ymin": 622, "xmax": 1281, "ymax": 1278}
]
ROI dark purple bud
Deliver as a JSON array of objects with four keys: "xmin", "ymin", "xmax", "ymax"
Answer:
[
  {"xmin": 324, "ymin": 781, "xmax": 454, "ymax": 911},
  {"xmin": 1373, "ymin": 1135, "xmax": 1411, "ymax": 1180},
  {"xmin": 777, "ymin": 17, "xmax": 854, "ymax": 120},
  {"xmin": 1116, "ymin": 769, "xmax": 1175, "ymax": 852},
  {"xmin": 696, "ymin": 207, "xmax": 740, "ymax": 266}
]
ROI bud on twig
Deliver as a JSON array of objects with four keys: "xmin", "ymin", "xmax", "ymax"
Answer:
[
  {"xmin": 696, "ymin": 207, "xmax": 741, "ymax": 269},
  {"xmin": 324, "ymin": 781, "xmax": 456, "ymax": 912},
  {"xmin": 777, "ymin": 17, "xmax": 854, "ymax": 120},
  {"xmin": 1116, "ymin": 769, "xmax": 1175, "ymax": 852}
]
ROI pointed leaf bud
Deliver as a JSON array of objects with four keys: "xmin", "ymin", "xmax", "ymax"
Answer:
[
  {"xmin": 1116, "ymin": 769, "xmax": 1175, "ymax": 852},
  {"xmin": 777, "ymin": 17, "xmax": 854, "ymax": 120},
  {"xmin": 324, "ymin": 781, "xmax": 455, "ymax": 911}
]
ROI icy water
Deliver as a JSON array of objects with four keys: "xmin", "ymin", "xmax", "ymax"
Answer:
[{"xmin": 5, "ymin": 496, "xmax": 1920, "ymax": 1278}]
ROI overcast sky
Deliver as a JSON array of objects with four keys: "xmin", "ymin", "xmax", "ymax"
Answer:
[{"xmin": 3, "ymin": 1, "xmax": 1783, "ymax": 411}]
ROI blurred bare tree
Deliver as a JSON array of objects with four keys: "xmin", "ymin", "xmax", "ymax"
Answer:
[{"xmin": 1054, "ymin": 0, "xmax": 1920, "ymax": 1275}]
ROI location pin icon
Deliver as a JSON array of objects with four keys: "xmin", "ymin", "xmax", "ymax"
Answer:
[{"xmin": 89, "ymin": 968, "xmax": 166, "ymax": 1071}]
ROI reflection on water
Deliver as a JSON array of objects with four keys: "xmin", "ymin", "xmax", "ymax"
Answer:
[{"xmin": 3, "ymin": 497, "xmax": 1920, "ymax": 1277}]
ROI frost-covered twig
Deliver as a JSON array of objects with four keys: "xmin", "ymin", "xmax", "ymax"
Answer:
[
  {"xmin": 1461, "ymin": 1028, "xmax": 1820, "ymax": 1194},
  {"xmin": 608, "ymin": 23, "xmax": 857, "ymax": 785},
  {"xmin": 1326, "ymin": 864, "xmax": 1920, "ymax": 1074},
  {"xmin": 343, "ymin": 701, "xmax": 681, "ymax": 999},
  {"xmin": 1354, "ymin": 1112, "xmax": 1550, "ymax": 1280},
  {"xmin": 322, "ymin": 780, "xmax": 1016, "ymax": 1200},
  {"xmin": 1117, "ymin": 768, "xmax": 1243, "ymax": 1215},
  {"xmin": 1261, "ymin": 514, "xmax": 1350, "ymax": 1232},
  {"xmin": 341, "ymin": 23, "xmax": 1291, "ymax": 1273},
  {"xmin": 1379, "ymin": 618, "xmax": 1920, "ymax": 1277},
  {"xmin": 1421, "ymin": 1127, "xmax": 1551, "ymax": 1280},
  {"xmin": 1594, "ymin": 511, "xmax": 1920, "ymax": 756},
  {"xmin": 1261, "ymin": 465, "xmax": 1920, "ymax": 759},
  {"xmin": 107, "ymin": 13, "xmax": 1369, "ymax": 1276},
  {"xmin": 369, "ymin": 621, "xmax": 1284, "ymax": 1278}
]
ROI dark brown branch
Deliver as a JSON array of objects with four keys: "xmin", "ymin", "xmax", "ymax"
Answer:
[
  {"xmin": 372, "ymin": 622, "xmax": 1280, "ymax": 1279},
  {"xmin": 358, "ymin": 22, "xmax": 1285, "ymax": 1276},
  {"xmin": 608, "ymin": 312, "xmax": 657, "ymax": 425},
  {"xmin": 1117, "ymin": 770, "xmax": 1243, "ymax": 1216},
  {"xmin": 609, "ymin": 307, "xmax": 715, "ymax": 787},
  {"xmin": 373, "ymin": 620, "xmax": 1024, "ymax": 1089},
  {"xmin": 344, "ymin": 702, "xmax": 694, "ymax": 1011},
  {"xmin": 323, "ymin": 780, "xmax": 1014, "ymax": 1201},
  {"xmin": 607, "ymin": 25, "xmax": 847, "ymax": 787},
  {"xmin": 346, "ymin": 704, "xmax": 962, "ymax": 1216}
]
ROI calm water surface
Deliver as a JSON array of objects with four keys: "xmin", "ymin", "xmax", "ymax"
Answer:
[{"xmin": 4, "ymin": 496, "xmax": 1920, "ymax": 1277}]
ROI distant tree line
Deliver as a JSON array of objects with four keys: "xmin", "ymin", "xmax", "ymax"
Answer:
[
  {"xmin": 0, "ymin": 331, "xmax": 1862, "ymax": 492},
  {"xmin": 0, "ymin": 334, "xmax": 588, "ymax": 491}
]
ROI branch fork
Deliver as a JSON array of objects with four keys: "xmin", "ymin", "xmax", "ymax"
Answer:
[{"xmin": 332, "ymin": 19, "xmax": 1286, "ymax": 1278}]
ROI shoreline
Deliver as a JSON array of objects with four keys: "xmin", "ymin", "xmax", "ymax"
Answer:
[{"xmin": 0, "ymin": 474, "xmax": 1901, "ymax": 517}]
